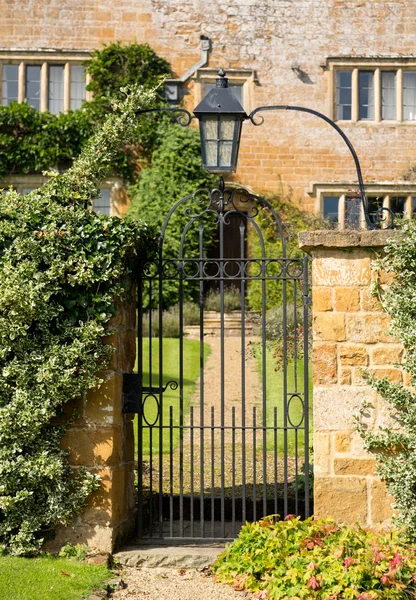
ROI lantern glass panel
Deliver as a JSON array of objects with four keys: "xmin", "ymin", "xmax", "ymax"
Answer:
[
  {"xmin": 219, "ymin": 116, "xmax": 235, "ymax": 140},
  {"xmin": 219, "ymin": 142, "xmax": 233, "ymax": 167},
  {"xmin": 204, "ymin": 118, "xmax": 218, "ymax": 139},
  {"xmin": 206, "ymin": 141, "xmax": 218, "ymax": 166}
]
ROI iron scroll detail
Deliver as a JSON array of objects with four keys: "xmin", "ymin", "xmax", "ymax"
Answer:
[{"xmin": 248, "ymin": 105, "xmax": 395, "ymax": 231}]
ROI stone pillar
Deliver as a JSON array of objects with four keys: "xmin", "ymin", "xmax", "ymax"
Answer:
[
  {"xmin": 46, "ymin": 294, "xmax": 136, "ymax": 555},
  {"xmin": 299, "ymin": 230, "xmax": 403, "ymax": 527}
]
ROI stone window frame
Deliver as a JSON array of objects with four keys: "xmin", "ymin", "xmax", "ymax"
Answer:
[
  {"xmin": 0, "ymin": 175, "xmax": 124, "ymax": 217},
  {"xmin": 309, "ymin": 181, "xmax": 416, "ymax": 229},
  {"xmin": 192, "ymin": 68, "xmax": 258, "ymax": 114},
  {"xmin": 0, "ymin": 49, "xmax": 92, "ymax": 112},
  {"xmin": 324, "ymin": 56, "xmax": 416, "ymax": 123}
]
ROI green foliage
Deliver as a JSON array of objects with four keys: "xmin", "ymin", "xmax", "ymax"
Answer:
[
  {"xmin": 204, "ymin": 286, "xmax": 241, "ymax": 312},
  {"xmin": 355, "ymin": 219, "xmax": 416, "ymax": 539},
  {"xmin": 0, "ymin": 41, "xmax": 171, "ymax": 180},
  {"xmin": 247, "ymin": 185, "xmax": 324, "ymax": 312},
  {"xmin": 58, "ymin": 544, "xmax": 89, "ymax": 561},
  {"xmin": 0, "ymin": 102, "xmax": 93, "ymax": 179},
  {"xmin": 0, "ymin": 554, "xmax": 110, "ymax": 600},
  {"xmin": 0, "ymin": 85, "xmax": 156, "ymax": 555},
  {"xmin": 212, "ymin": 515, "xmax": 416, "ymax": 599},
  {"xmin": 128, "ymin": 122, "xmax": 217, "ymax": 307}
]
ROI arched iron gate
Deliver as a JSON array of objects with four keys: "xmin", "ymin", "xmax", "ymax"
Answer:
[{"xmin": 123, "ymin": 179, "xmax": 311, "ymax": 540}]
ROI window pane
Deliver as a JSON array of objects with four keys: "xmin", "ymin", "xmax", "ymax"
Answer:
[
  {"xmin": 404, "ymin": 72, "xmax": 416, "ymax": 120},
  {"xmin": 94, "ymin": 189, "xmax": 111, "ymax": 216},
  {"xmin": 26, "ymin": 65, "xmax": 41, "ymax": 110},
  {"xmin": 336, "ymin": 71, "xmax": 352, "ymax": 120},
  {"xmin": 203, "ymin": 118, "xmax": 218, "ymax": 140},
  {"xmin": 219, "ymin": 141, "xmax": 233, "ymax": 167},
  {"xmin": 205, "ymin": 141, "xmax": 218, "ymax": 167},
  {"xmin": 48, "ymin": 65, "xmax": 64, "ymax": 114},
  {"xmin": 359, "ymin": 71, "xmax": 374, "ymax": 120},
  {"xmin": 2, "ymin": 64, "xmax": 18, "ymax": 106},
  {"xmin": 70, "ymin": 65, "xmax": 86, "ymax": 110},
  {"xmin": 219, "ymin": 116, "xmax": 235, "ymax": 140},
  {"xmin": 382, "ymin": 72, "xmax": 396, "ymax": 120},
  {"xmin": 345, "ymin": 196, "xmax": 361, "ymax": 229},
  {"xmin": 391, "ymin": 196, "xmax": 406, "ymax": 215},
  {"xmin": 323, "ymin": 196, "xmax": 339, "ymax": 223}
]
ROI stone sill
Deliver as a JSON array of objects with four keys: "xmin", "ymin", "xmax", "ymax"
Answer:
[{"xmin": 298, "ymin": 230, "xmax": 402, "ymax": 254}]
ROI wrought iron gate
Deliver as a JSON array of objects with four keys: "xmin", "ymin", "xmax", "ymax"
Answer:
[{"xmin": 123, "ymin": 179, "xmax": 311, "ymax": 540}]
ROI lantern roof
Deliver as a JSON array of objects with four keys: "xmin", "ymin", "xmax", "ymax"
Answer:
[{"xmin": 193, "ymin": 69, "xmax": 248, "ymax": 117}]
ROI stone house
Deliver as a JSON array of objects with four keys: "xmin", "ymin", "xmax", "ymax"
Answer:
[{"xmin": 1, "ymin": 0, "xmax": 416, "ymax": 224}]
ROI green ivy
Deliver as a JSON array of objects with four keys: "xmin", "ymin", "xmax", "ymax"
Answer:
[
  {"xmin": 355, "ymin": 220, "xmax": 416, "ymax": 539},
  {"xmin": 213, "ymin": 515, "xmax": 416, "ymax": 599},
  {"xmin": 0, "ymin": 85, "xmax": 157, "ymax": 555},
  {"xmin": 0, "ymin": 41, "xmax": 171, "ymax": 181}
]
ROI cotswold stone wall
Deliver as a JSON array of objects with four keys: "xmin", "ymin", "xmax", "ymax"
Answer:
[
  {"xmin": 299, "ymin": 230, "xmax": 403, "ymax": 526},
  {"xmin": 3, "ymin": 1, "xmax": 416, "ymax": 208},
  {"xmin": 46, "ymin": 296, "xmax": 136, "ymax": 555}
]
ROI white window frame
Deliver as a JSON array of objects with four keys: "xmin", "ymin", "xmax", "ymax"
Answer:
[
  {"xmin": 324, "ymin": 56, "xmax": 416, "ymax": 123},
  {"xmin": 0, "ymin": 49, "xmax": 92, "ymax": 112},
  {"xmin": 193, "ymin": 68, "xmax": 258, "ymax": 114},
  {"xmin": 309, "ymin": 181, "xmax": 416, "ymax": 229},
  {"xmin": 0, "ymin": 175, "xmax": 124, "ymax": 217}
]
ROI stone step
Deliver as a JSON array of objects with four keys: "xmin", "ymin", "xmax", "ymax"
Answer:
[{"xmin": 114, "ymin": 541, "xmax": 226, "ymax": 569}]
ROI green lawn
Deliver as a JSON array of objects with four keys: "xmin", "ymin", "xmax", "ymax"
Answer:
[
  {"xmin": 257, "ymin": 347, "xmax": 313, "ymax": 454},
  {"xmin": 135, "ymin": 337, "xmax": 210, "ymax": 456},
  {"xmin": 0, "ymin": 556, "xmax": 110, "ymax": 600}
]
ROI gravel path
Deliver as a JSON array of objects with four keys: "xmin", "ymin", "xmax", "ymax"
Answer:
[{"xmin": 111, "ymin": 566, "xmax": 254, "ymax": 600}]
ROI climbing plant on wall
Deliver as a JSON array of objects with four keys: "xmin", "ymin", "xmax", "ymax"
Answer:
[
  {"xmin": 355, "ymin": 220, "xmax": 416, "ymax": 539},
  {"xmin": 0, "ymin": 85, "xmax": 157, "ymax": 555}
]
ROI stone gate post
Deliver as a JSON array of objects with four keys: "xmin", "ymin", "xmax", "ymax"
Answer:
[
  {"xmin": 45, "ymin": 294, "xmax": 137, "ymax": 556},
  {"xmin": 299, "ymin": 230, "xmax": 403, "ymax": 527}
]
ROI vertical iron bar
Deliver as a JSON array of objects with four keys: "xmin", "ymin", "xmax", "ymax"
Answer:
[
  {"xmin": 199, "ymin": 223, "xmax": 205, "ymax": 538},
  {"xmin": 303, "ymin": 256, "xmax": 310, "ymax": 518},
  {"xmin": 137, "ymin": 269, "xmax": 144, "ymax": 538},
  {"xmin": 169, "ymin": 405, "xmax": 173, "ymax": 538},
  {"xmin": 158, "ymin": 259, "xmax": 164, "ymax": 537},
  {"xmin": 149, "ymin": 280, "xmax": 152, "ymax": 386},
  {"xmin": 293, "ymin": 280, "xmax": 298, "ymax": 390},
  {"xmin": 295, "ymin": 428, "xmax": 299, "ymax": 516},
  {"xmin": 232, "ymin": 406, "xmax": 236, "ymax": 537},
  {"xmin": 283, "ymin": 262, "xmax": 289, "ymax": 517},
  {"xmin": 261, "ymin": 255, "xmax": 267, "ymax": 519},
  {"xmin": 239, "ymin": 221, "xmax": 247, "ymax": 525},
  {"xmin": 219, "ymin": 212, "xmax": 225, "ymax": 538},
  {"xmin": 253, "ymin": 406, "xmax": 257, "ymax": 522},
  {"xmin": 149, "ymin": 426, "xmax": 153, "ymax": 538},
  {"xmin": 274, "ymin": 407, "xmax": 278, "ymax": 517},
  {"xmin": 211, "ymin": 406, "xmax": 215, "ymax": 538},
  {"xmin": 190, "ymin": 406, "xmax": 194, "ymax": 537},
  {"xmin": 179, "ymin": 268, "xmax": 184, "ymax": 537}
]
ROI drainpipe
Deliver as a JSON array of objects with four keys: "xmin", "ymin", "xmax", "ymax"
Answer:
[{"xmin": 164, "ymin": 36, "xmax": 211, "ymax": 103}]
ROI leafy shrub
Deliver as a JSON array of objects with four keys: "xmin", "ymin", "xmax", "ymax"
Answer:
[
  {"xmin": 204, "ymin": 287, "xmax": 241, "ymax": 312},
  {"xmin": 212, "ymin": 515, "xmax": 416, "ymax": 599},
  {"xmin": 355, "ymin": 219, "xmax": 416, "ymax": 539},
  {"xmin": 142, "ymin": 302, "xmax": 200, "ymax": 338},
  {"xmin": 128, "ymin": 122, "xmax": 217, "ymax": 308},
  {"xmin": 0, "ymin": 85, "xmax": 156, "ymax": 555}
]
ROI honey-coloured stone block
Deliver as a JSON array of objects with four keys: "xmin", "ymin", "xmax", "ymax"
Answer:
[
  {"xmin": 370, "ymin": 479, "xmax": 395, "ymax": 523},
  {"xmin": 312, "ymin": 344, "xmax": 337, "ymax": 384},
  {"xmin": 313, "ymin": 255, "xmax": 371, "ymax": 287},
  {"xmin": 360, "ymin": 289, "xmax": 381, "ymax": 312},
  {"xmin": 314, "ymin": 476, "xmax": 368, "ymax": 523},
  {"xmin": 312, "ymin": 287, "xmax": 332, "ymax": 312},
  {"xmin": 334, "ymin": 457, "xmax": 376, "ymax": 475},
  {"xmin": 339, "ymin": 345, "xmax": 369, "ymax": 366},
  {"xmin": 62, "ymin": 426, "xmax": 123, "ymax": 467},
  {"xmin": 339, "ymin": 368, "xmax": 351, "ymax": 385},
  {"xmin": 314, "ymin": 313, "xmax": 346, "ymax": 342},
  {"xmin": 314, "ymin": 432, "xmax": 331, "ymax": 475},
  {"xmin": 354, "ymin": 367, "xmax": 403, "ymax": 385},
  {"xmin": 335, "ymin": 432, "xmax": 351, "ymax": 453},
  {"xmin": 118, "ymin": 329, "xmax": 136, "ymax": 372},
  {"xmin": 334, "ymin": 287, "xmax": 360, "ymax": 312},
  {"xmin": 371, "ymin": 345, "xmax": 403, "ymax": 366},
  {"xmin": 85, "ymin": 372, "xmax": 123, "ymax": 425},
  {"xmin": 346, "ymin": 314, "xmax": 392, "ymax": 344}
]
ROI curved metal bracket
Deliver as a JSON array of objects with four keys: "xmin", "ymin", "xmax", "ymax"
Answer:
[
  {"xmin": 248, "ymin": 105, "xmax": 395, "ymax": 230},
  {"xmin": 135, "ymin": 107, "xmax": 195, "ymax": 127}
]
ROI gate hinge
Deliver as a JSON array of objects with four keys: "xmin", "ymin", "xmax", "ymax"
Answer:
[{"xmin": 303, "ymin": 295, "xmax": 312, "ymax": 306}]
